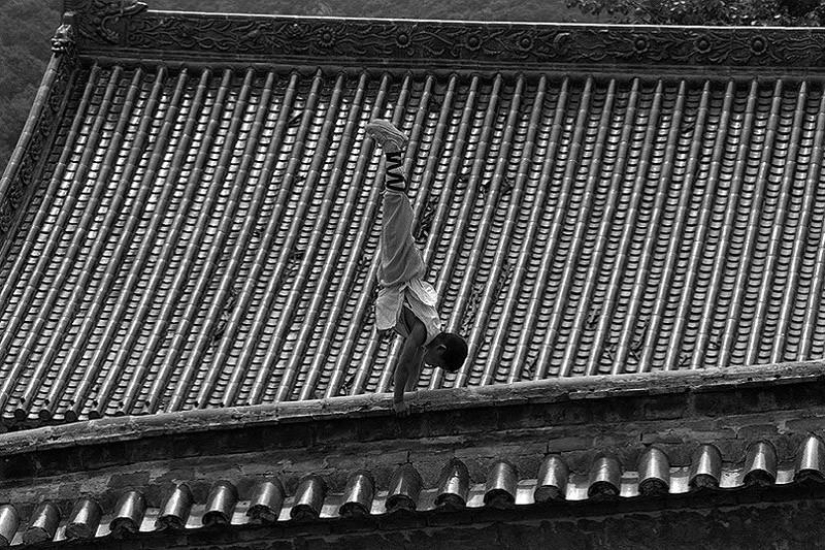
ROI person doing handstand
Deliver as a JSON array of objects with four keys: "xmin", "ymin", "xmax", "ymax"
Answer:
[{"xmin": 365, "ymin": 119, "xmax": 468, "ymax": 416}]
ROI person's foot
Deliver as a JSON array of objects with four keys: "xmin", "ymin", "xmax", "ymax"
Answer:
[{"xmin": 365, "ymin": 119, "xmax": 409, "ymax": 153}]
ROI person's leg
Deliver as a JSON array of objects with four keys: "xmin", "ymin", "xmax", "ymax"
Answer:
[
  {"xmin": 365, "ymin": 119, "xmax": 409, "ymax": 193},
  {"xmin": 367, "ymin": 119, "xmax": 424, "ymax": 291},
  {"xmin": 384, "ymin": 150, "xmax": 407, "ymax": 193}
]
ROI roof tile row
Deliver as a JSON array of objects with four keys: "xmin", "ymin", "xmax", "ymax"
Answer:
[
  {"xmin": 2, "ymin": 63, "xmax": 825, "ymax": 421},
  {"xmin": 0, "ymin": 436, "xmax": 824, "ymax": 546}
]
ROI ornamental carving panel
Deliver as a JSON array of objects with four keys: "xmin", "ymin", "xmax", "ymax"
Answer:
[
  {"xmin": 70, "ymin": 11, "xmax": 825, "ymax": 68},
  {"xmin": 65, "ymin": 0, "xmax": 146, "ymax": 43},
  {"xmin": 0, "ymin": 53, "xmax": 75, "ymax": 241}
]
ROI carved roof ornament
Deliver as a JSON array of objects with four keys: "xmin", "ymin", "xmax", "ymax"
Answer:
[
  {"xmin": 50, "ymin": 13, "xmax": 77, "ymax": 55},
  {"xmin": 64, "ymin": 0, "xmax": 147, "ymax": 43}
]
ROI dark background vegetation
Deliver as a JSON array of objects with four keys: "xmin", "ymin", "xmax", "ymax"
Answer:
[
  {"xmin": 1, "ymin": 0, "xmax": 587, "ymax": 177},
  {"xmin": 0, "ymin": 0, "xmax": 822, "ymax": 177}
]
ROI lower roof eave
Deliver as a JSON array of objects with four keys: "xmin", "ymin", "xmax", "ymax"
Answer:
[
  {"xmin": 1, "ymin": 359, "xmax": 823, "ymax": 466},
  {"xmin": 15, "ymin": 487, "xmax": 825, "ymax": 550},
  {"xmin": 1, "ymin": 360, "xmax": 825, "ymax": 547}
]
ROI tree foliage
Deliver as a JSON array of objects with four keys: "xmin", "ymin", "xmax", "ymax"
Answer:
[
  {"xmin": 0, "ymin": 0, "xmax": 61, "ymax": 178},
  {"xmin": 566, "ymin": 0, "xmax": 825, "ymax": 25},
  {"xmin": 0, "ymin": 0, "xmax": 589, "ymax": 177}
]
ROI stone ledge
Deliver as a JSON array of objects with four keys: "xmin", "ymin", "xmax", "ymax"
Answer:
[{"xmin": 0, "ymin": 361, "xmax": 823, "ymax": 473}]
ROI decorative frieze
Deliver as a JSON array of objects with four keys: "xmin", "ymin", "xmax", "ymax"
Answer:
[
  {"xmin": 64, "ymin": 0, "xmax": 146, "ymax": 43},
  {"xmin": 63, "ymin": 1, "xmax": 825, "ymax": 68},
  {"xmin": 0, "ymin": 46, "xmax": 75, "ymax": 242}
]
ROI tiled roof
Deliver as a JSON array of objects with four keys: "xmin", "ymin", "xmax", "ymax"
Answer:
[
  {"xmin": 3, "ymin": 8, "xmax": 825, "ymax": 422},
  {"xmin": 0, "ymin": 435, "xmax": 823, "ymax": 546}
]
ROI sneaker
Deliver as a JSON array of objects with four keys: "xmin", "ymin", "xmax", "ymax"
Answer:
[{"xmin": 365, "ymin": 119, "xmax": 409, "ymax": 152}]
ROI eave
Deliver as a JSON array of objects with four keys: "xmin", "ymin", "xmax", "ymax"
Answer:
[{"xmin": 1, "ymin": 361, "xmax": 825, "ymax": 546}]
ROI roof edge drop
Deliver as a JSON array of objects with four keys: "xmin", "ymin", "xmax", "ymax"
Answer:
[
  {"xmin": 62, "ymin": 0, "xmax": 825, "ymax": 70},
  {"xmin": 0, "ymin": 13, "xmax": 79, "ymax": 252},
  {"xmin": 3, "ymin": 436, "xmax": 825, "ymax": 546}
]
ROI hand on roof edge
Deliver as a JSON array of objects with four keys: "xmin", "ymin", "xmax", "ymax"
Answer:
[{"xmin": 393, "ymin": 400, "xmax": 410, "ymax": 417}]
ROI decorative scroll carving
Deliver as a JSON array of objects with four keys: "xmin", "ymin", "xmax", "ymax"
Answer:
[
  {"xmin": 0, "ymin": 53, "xmax": 75, "ymax": 240},
  {"xmin": 69, "ymin": 11, "xmax": 825, "ymax": 68},
  {"xmin": 51, "ymin": 13, "xmax": 77, "ymax": 55},
  {"xmin": 120, "ymin": 18, "xmax": 585, "ymax": 62},
  {"xmin": 65, "ymin": 0, "xmax": 147, "ymax": 43}
]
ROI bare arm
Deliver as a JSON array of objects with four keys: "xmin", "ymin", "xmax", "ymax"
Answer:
[{"xmin": 393, "ymin": 311, "xmax": 426, "ymax": 416}]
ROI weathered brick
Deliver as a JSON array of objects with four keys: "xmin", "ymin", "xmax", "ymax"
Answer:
[
  {"xmin": 599, "ymin": 398, "xmax": 646, "ymax": 423},
  {"xmin": 693, "ymin": 392, "xmax": 746, "ymax": 417},
  {"xmin": 642, "ymin": 394, "xmax": 689, "ymax": 420},
  {"xmin": 546, "ymin": 436, "xmax": 593, "ymax": 452},
  {"xmin": 423, "ymin": 455, "xmax": 473, "ymax": 484},
  {"xmin": 591, "ymin": 430, "xmax": 638, "ymax": 449},
  {"xmin": 311, "ymin": 418, "xmax": 360, "ymax": 447},
  {"xmin": 784, "ymin": 417, "xmax": 825, "ymax": 434},
  {"xmin": 641, "ymin": 431, "xmax": 690, "ymax": 446},
  {"xmin": 772, "ymin": 384, "xmax": 825, "ymax": 411},
  {"xmin": 495, "ymin": 404, "xmax": 547, "ymax": 429},
  {"xmin": 557, "ymin": 403, "xmax": 594, "ymax": 425},
  {"xmin": 433, "ymin": 407, "xmax": 498, "ymax": 438},
  {"xmin": 736, "ymin": 423, "xmax": 780, "ymax": 440},
  {"xmin": 425, "ymin": 508, "xmax": 474, "ymax": 527},
  {"xmin": 674, "ymin": 427, "xmax": 738, "ymax": 446},
  {"xmin": 108, "ymin": 470, "xmax": 152, "ymax": 489},
  {"xmin": 354, "ymin": 415, "xmax": 404, "ymax": 443}
]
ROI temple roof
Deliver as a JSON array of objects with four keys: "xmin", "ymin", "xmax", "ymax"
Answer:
[{"xmin": 1, "ymin": 1, "xmax": 825, "ymax": 423}]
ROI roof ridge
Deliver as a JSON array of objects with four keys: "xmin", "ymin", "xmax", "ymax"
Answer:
[
  {"xmin": 30, "ymin": 67, "xmax": 149, "ymax": 420},
  {"xmin": 88, "ymin": 68, "xmax": 215, "ymax": 417},
  {"xmin": 241, "ymin": 70, "xmax": 336, "ymax": 405},
  {"xmin": 562, "ymin": 79, "xmax": 640, "ymax": 377},
  {"xmin": 459, "ymin": 75, "xmax": 530, "ymax": 388},
  {"xmin": 66, "ymin": 67, "xmax": 187, "ymax": 421},
  {"xmin": 0, "ymin": 64, "xmax": 115, "ymax": 413},
  {"xmin": 297, "ymin": 72, "xmax": 381, "ymax": 400},
  {"xmin": 486, "ymin": 75, "xmax": 550, "ymax": 385},
  {"xmin": 120, "ymin": 69, "xmax": 239, "ymax": 415},
  {"xmin": 206, "ymin": 72, "xmax": 302, "ymax": 407},
  {"xmin": 788, "ymin": 90, "xmax": 825, "ymax": 360},
  {"xmin": 270, "ymin": 71, "xmax": 369, "ymax": 403},
  {"xmin": 0, "ymin": 64, "xmax": 92, "ymax": 331},
  {"xmin": 744, "ymin": 81, "xmax": 806, "ymax": 364},
  {"xmin": 184, "ymin": 69, "xmax": 281, "ymax": 410},
  {"xmin": 62, "ymin": 4, "xmax": 825, "ymax": 70},
  {"xmin": 160, "ymin": 68, "xmax": 269, "ymax": 414},
  {"xmin": 593, "ymin": 79, "xmax": 665, "ymax": 375}
]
